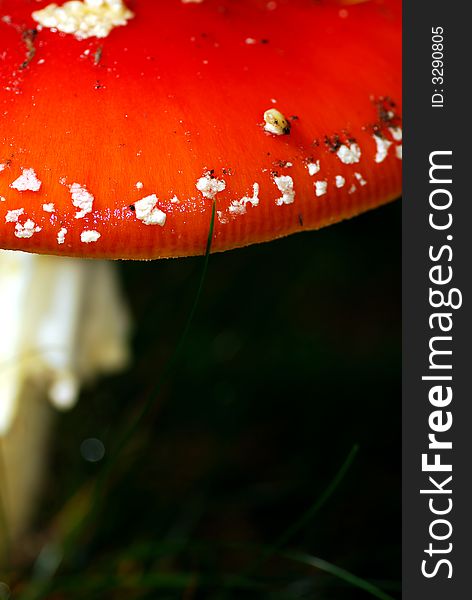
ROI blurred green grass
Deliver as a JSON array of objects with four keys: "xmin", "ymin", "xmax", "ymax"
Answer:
[{"xmin": 9, "ymin": 201, "xmax": 400, "ymax": 599}]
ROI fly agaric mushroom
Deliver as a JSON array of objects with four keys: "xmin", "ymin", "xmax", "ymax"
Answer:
[
  {"xmin": 0, "ymin": 0, "xmax": 402, "ymax": 258},
  {"xmin": 0, "ymin": 0, "xmax": 401, "ymax": 543}
]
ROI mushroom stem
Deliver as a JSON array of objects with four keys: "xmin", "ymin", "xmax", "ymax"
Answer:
[
  {"xmin": 0, "ymin": 251, "xmax": 131, "ymax": 552},
  {"xmin": 0, "ymin": 379, "xmax": 54, "ymax": 555}
]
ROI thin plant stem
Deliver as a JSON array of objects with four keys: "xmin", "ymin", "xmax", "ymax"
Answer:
[
  {"xmin": 19, "ymin": 201, "xmax": 216, "ymax": 599},
  {"xmin": 247, "ymin": 443, "xmax": 360, "ymax": 575}
]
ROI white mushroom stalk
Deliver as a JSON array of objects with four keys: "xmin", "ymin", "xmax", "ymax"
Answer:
[{"xmin": 0, "ymin": 250, "xmax": 130, "ymax": 548}]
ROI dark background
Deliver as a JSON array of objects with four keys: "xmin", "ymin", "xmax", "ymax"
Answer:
[{"xmin": 25, "ymin": 200, "xmax": 400, "ymax": 599}]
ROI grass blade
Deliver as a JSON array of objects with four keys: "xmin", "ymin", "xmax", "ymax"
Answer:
[
  {"xmin": 285, "ymin": 550, "xmax": 397, "ymax": 600},
  {"xmin": 248, "ymin": 443, "xmax": 359, "ymax": 574}
]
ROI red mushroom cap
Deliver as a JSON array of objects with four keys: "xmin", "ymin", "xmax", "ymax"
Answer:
[{"xmin": 0, "ymin": 0, "xmax": 401, "ymax": 259}]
